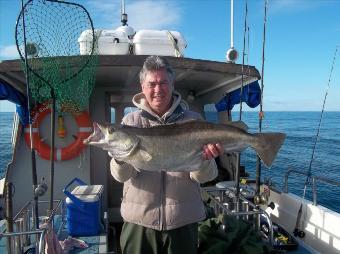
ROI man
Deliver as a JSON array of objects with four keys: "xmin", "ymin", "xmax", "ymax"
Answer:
[{"xmin": 110, "ymin": 56, "xmax": 223, "ymax": 254}]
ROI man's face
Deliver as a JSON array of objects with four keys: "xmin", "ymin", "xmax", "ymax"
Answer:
[{"xmin": 141, "ymin": 69, "xmax": 173, "ymax": 116}]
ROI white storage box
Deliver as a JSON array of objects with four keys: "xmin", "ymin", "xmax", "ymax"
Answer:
[
  {"xmin": 78, "ymin": 29, "xmax": 130, "ymax": 55},
  {"xmin": 133, "ymin": 30, "xmax": 186, "ymax": 57}
]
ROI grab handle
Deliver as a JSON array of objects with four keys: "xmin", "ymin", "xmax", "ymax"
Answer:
[{"xmin": 63, "ymin": 178, "xmax": 87, "ymax": 209}]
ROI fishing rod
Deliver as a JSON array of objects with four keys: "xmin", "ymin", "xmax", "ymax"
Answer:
[
  {"xmin": 234, "ymin": 0, "xmax": 249, "ymax": 213},
  {"xmin": 255, "ymin": 0, "xmax": 268, "ymax": 195},
  {"xmin": 238, "ymin": 0, "xmax": 248, "ymax": 121},
  {"xmin": 20, "ymin": 0, "xmax": 39, "ymax": 229},
  {"xmin": 302, "ymin": 45, "xmax": 339, "ymax": 198}
]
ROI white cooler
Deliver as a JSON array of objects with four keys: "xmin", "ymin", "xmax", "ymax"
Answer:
[
  {"xmin": 78, "ymin": 29, "xmax": 130, "ymax": 55},
  {"xmin": 133, "ymin": 30, "xmax": 186, "ymax": 57},
  {"xmin": 64, "ymin": 178, "xmax": 104, "ymax": 236}
]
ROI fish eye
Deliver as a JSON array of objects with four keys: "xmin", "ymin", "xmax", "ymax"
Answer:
[{"xmin": 108, "ymin": 126, "xmax": 115, "ymax": 134}]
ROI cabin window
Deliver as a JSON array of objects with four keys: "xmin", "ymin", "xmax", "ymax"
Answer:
[
  {"xmin": 110, "ymin": 107, "xmax": 116, "ymax": 124},
  {"xmin": 204, "ymin": 104, "xmax": 218, "ymax": 123},
  {"xmin": 124, "ymin": 107, "xmax": 138, "ymax": 116}
]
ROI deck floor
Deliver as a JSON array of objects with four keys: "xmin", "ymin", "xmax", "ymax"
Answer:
[
  {"xmin": 1, "ymin": 217, "xmax": 315, "ymax": 254},
  {"xmin": 0, "ymin": 215, "xmax": 109, "ymax": 254}
]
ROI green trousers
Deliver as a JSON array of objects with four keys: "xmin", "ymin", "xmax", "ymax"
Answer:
[{"xmin": 120, "ymin": 222, "xmax": 198, "ymax": 254}]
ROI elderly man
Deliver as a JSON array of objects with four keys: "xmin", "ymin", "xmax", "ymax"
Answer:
[{"xmin": 110, "ymin": 55, "xmax": 223, "ymax": 254}]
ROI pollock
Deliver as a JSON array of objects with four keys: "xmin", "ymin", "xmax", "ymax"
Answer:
[{"xmin": 84, "ymin": 120, "xmax": 286, "ymax": 171}]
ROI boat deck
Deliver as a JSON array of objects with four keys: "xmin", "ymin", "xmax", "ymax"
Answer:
[
  {"xmin": 0, "ymin": 213, "xmax": 316, "ymax": 254},
  {"xmin": 55, "ymin": 215, "xmax": 108, "ymax": 254},
  {"xmin": 201, "ymin": 186, "xmax": 318, "ymax": 254},
  {"xmin": 289, "ymin": 242, "xmax": 317, "ymax": 254},
  {"xmin": 0, "ymin": 215, "xmax": 109, "ymax": 253}
]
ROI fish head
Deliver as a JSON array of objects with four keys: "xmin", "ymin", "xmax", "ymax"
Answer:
[
  {"xmin": 83, "ymin": 122, "xmax": 107, "ymax": 148},
  {"xmin": 84, "ymin": 122, "xmax": 139, "ymax": 159}
]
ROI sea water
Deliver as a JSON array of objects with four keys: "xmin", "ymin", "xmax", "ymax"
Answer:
[
  {"xmin": 1, "ymin": 111, "xmax": 340, "ymax": 212},
  {"xmin": 0, "ymin": 112, "xmax": 13, "ymax": 177}
]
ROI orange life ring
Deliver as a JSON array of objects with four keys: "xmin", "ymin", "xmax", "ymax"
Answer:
[{"xmin": 24, "ymin": 103, "xmax": 92, "ymax": 161}]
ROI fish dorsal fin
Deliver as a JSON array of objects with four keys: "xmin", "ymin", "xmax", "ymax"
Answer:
[
  {"xmin": 176, "ymin": 119, "xmax": 207, "ymax": 126},
  {"xmin": 149, "ymin": 119, "xmax": 202, "ymax": 128},
  {"xmin": 230, "ymin": 121, "xmax": 249, "ymax": 131}
]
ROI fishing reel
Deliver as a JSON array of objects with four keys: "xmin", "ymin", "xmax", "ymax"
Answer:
[
  {"xmin": 253, "ymin": 192, "xmax": 269, "ymax": 205},
  {"xmin": 293, "ymin": 228, "xmax": 305, "ymax": 238},
  {"xmin": 34, "ymin": 182, "xmax": 48, "ymax": 197}
]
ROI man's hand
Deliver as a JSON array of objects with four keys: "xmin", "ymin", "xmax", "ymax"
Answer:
[{"xmin": 202, "ymin": 143, "xmax": 224, "ymax": 160}]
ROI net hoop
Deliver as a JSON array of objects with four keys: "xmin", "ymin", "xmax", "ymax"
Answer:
[
  {"xmin": 15, "ymin": 0, "xmax": 96, "ymax": 86},
  {"xmin": 24, "ymin": 102, "xmax": 92, "ymax": 161}
]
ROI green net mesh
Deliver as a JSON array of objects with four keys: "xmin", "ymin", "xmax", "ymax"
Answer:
[{"xmin": 15, "ymin": 0, "xmax": 97, "ymax": 113}]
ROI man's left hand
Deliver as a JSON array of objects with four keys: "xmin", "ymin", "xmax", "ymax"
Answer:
[{"xmin": 202, "ymin": 143, "xmax": 224, "ymax": 160}]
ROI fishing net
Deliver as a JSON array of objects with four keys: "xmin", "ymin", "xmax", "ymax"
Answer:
[{"xmin": 15, "ymin": 0, "xmax": 97, "ymax": 113}]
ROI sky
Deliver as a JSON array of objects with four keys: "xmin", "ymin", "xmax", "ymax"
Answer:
[{"xmin": 0, "ymin": 0, "xmax": 339, "ymax": 112}]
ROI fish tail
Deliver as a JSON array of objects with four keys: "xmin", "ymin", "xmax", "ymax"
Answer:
[{"xmin": 252, "ymin": 133, "xmax": 286, "ymax": 168}]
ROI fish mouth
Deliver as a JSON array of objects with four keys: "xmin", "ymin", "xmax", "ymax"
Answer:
[{"xmin": 83, "ymin": 122, "xmax": 105, "ymax": 145}]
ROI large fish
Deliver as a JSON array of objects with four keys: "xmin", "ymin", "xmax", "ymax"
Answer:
[{"xmin": 84, "ymin": 120, "xmax": 286, "ymax": 171}]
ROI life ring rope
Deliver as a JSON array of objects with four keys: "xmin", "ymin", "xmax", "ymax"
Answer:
[{"xmin": 24, "ymin": 103, "xmax": 92, "ymax": 161}]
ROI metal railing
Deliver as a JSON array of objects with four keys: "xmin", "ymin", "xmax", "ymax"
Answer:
[
  {"xmin": 202, "ymin": 186, "xmax": 274, "ymax": 245},
  {"xmin": 284, "ymin": 169, "xmax": 340, "ymax": 206},
  {"xmin": 1, "ymin": 199, "xmax": 64, "ymax": 254}
]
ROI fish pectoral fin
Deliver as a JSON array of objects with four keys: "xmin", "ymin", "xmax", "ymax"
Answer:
[{"xmin": 139, "ymin": 148, "xmax": 152, "ymax": 162}]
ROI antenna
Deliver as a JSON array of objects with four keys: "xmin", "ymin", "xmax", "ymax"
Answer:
[
  {"xmin": 121, "ymin": 0, "xmax": 128, "ymax": 26},
  {"xmin": 226, "ymin": 0, "xmax": 238, "ymax": 63},
  {"xmin": 231, "ymin": 0, "xmax": 234, "ymax": 48},
  {"xmin": 117, "ymin": 0, "xmax": 135, "ymax": 39}
]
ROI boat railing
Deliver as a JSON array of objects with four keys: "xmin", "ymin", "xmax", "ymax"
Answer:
[
  {"xmin": 1, "ymin": 199, "xmax": 64, "ymax": 254},
  {"xmin": 284, "ymin": 168, "xmax": 340, "ymax": 206},
  {"xmin": 202, "ymin": 186, "xmax": 274, "ymax": 245}
]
